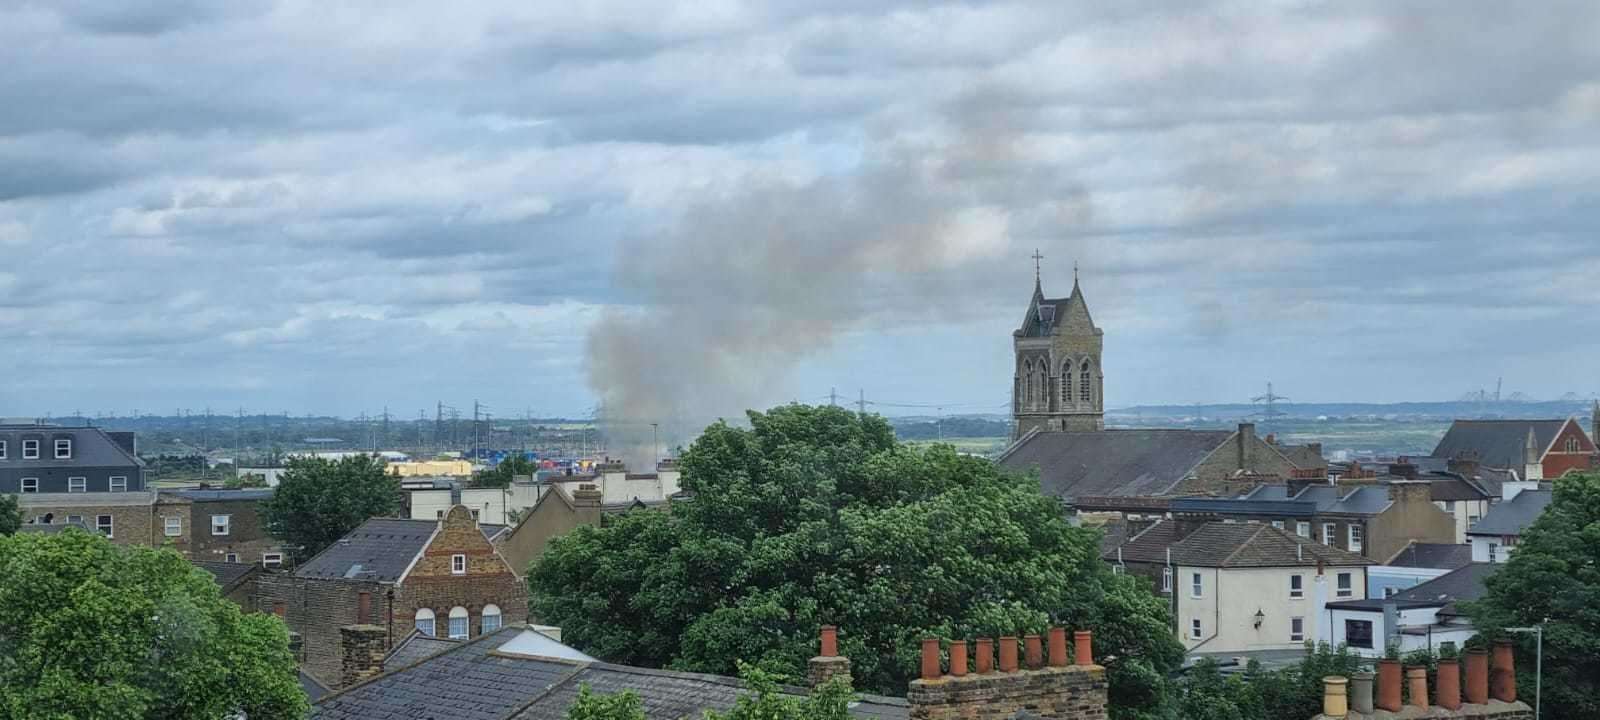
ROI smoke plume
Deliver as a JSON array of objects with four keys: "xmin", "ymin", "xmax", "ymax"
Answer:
[{"xmin": 585, "ymin": 88, "xmax": 1093, "ymax": 466}]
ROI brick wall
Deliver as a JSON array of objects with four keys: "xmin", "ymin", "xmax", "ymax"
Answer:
[
  {"xmin": 153, "ymin": 497, "xmax": 193, "ymax": 553},
  {"xmin": 255, "ymin": 573, "xmax": 392, "ymax": 686},
  {"xmin": 187, "ymin": 498, "xmax": 281, "ymax": 563},
  {"xmin": 16, "ymin": 497, "xmax": 155, "ymax": 548},
  {"xmin": 909, "ymin": 664, "xmax": 1107, "ymax": 720},
  {"xmin": 1184, "ymin": 431, "xmax": 1300, "ymax": 495},
  {"xmin": 397, "ymin": 505, "xmax": 528, "ymax": 640}
]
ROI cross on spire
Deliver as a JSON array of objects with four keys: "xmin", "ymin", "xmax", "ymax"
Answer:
[
  {"xmin": 1074, "ymin": 261, "xmax": 1079, "ymax": 285},
  {"xmin": 1031, "ymin": 248, "xmax": 1044, "ymax": 283}
]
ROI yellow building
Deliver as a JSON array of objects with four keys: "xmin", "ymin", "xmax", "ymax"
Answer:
[{"xmin": 387, "ymin": 459, "xmax": 475, "ymax": 477}]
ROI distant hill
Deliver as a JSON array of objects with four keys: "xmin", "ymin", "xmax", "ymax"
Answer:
[{"xmin": 1112, "ymin": 400, "xmax": 1597, "ymax": 422}]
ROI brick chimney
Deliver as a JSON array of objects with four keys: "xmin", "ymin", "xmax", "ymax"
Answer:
[
  {"xmin": 339, "ymin": 624, "xmax": 387, "ymax": 688},
  {"xmin": 1386, "ymin": 479, "xmax": 1431, "ymax": 507},
  {"xmin": 1238, "ymin": 423, "xmax": 1256, "ymax": 468},
  {"xmin": 908, "ymin": 628, "xmax": 1107, "ymax": 720},
  {"xmin": 807, "ymin": 625, "xmax": 851, "ymax": 688},
  {"xmin": 1447, "ymin": 451, "xmax": 1481, "ymax": 480},
  {"xmin": 573, "ymin": 483, "xmax": 603, "ymax": 525},
  {"xmin": 1386, "ymin": 457, "xmax": 1418, "ymax": 479}
]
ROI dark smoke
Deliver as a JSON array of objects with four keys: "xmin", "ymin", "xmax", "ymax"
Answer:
[{"xmin": 586, "ymin": 88, "xmax": 1094, "ymax": 466}]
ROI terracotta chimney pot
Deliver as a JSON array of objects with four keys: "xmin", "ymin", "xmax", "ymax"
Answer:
[
  {"xmin": 1491, "ymin": 639, "xmax": 1517, "ymax": 702},
  {"xmin": 1047, "ymin": 627, "xmax": 1068, "ymax": 667},
  {"xmin": 998, "ymin": 636, "xmax": 1019, "ymax": 672},
  {"xmin": 920, "ymin": 638, "xmax": 941, "ymax": 681},
  {"xmin": 1436, "ymin": 658, "xmax": 1462, "ymax": 710},
  {"xmin": 820, "ymin": 626, "xmax": 838, "ymax": 657},
  {"xmin": 1406, "ymin": 666, "xmax": 1428, "ymax": 708},
  {"xmin": 1376, "ymin": 658, "xmax": 1402, "ymax": 712},
  {"xmin": 1024, "ymin": 634, "xmax": 1043, "ymax": 669},
  {"xmin": 949, "ymin": 640, "xmax": 968, "ymax": 677},
  {"xmin": 975, "ymin": 638, "xmax": 994, "ymax": 674},
  {"xmin": 1073, "ymin": 630, "xmax": 1093, "ymax": 666},
  {"xmin": 1464, "ymin": 648, "xmax": 1489, "ymax": 704}
]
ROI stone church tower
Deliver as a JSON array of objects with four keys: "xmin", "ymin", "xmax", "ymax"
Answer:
[{"xmin": 1012, "ymin": 265, "xmax": 1103, "ymax": 439}]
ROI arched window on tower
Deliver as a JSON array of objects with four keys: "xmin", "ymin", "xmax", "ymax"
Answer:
[
  {"xmin": 1080, "ymin": 360, "xmax": 1093, "ymax": 404},
  {"xmin": 1061, "ymin": 361, "xmax": 1073, "ymax": 406},
  {"xmin": 1021, "ymin": 359, "xmax": 1033, "ymax": 410}
]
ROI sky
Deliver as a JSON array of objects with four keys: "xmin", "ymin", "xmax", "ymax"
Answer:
[{"xmin": 2, "ymin": 0, "xmax": 1599, "ymax": 423}]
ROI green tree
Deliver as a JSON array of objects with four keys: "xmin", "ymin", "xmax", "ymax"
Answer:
[
  {"xmin": 702, "ymin": 665, "xmax": 853, "ymax": 720},
  {"xmin": 260, "ymin": 454, "xmax": 400, "ymax": 562},
  {"xmin": 0, "ymin": 494, "xmax": 19, "ymax": 536},
  {"xmin": 475, "ymin": 455, "xmax": 536, "ymax": 489},
  {"xmin": 0, "ymin": 529, "xmax": 307, "ymax": 719},
  {"xmin": 529, "ymin": 404, "xmax": 1183, "ymax": 716},
  {"xmin": 565, "ymin": 685, "xmax": 646, "ymax": 720},
  {"xmin": 1466, "ymin": 472, "xmax": 1600, "ymax": 720}
]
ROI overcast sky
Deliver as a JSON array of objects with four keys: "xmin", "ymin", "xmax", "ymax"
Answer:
[{"xmin": 2, "ymin": 0, "xmax": 1598, "ymax": 421}]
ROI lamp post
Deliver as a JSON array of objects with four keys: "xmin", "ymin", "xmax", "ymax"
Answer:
[{"xmin": 1505, "ymin": 622, "xmax": 1545, "ymax": 720}]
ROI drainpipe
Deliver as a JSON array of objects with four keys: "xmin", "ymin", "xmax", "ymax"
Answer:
[{"xmin": 385, "ymin": 586, "xmax": 396, "ymax": 648}]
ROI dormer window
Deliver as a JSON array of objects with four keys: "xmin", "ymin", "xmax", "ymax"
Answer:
[
  {"xmin": 22, "ymin": 440, "xmax": 39, "ymax": 459},
  {"xmin": 55, "ymin": 438, "xmax": 72, "ymax": 459}
]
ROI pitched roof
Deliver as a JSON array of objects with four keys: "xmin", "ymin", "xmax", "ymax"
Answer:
[
  {"xmin": 295, "ymin": 518, "xmax": 437, "ymax": 582},
  {"xmin": 300, "ymin": 671, "xmax": 331, "ymax": 702},
  {"xmin": 1385, "ymin": 542, "xmax": 1473, "ymax": 570},
  {"xmin": 312, "ymin": 627, "xmax": 908, "ymax": 720},
  {"xmin": 1467, "ymin": 489, "xmax": 1552, "ymax": 537},
  {"xmin": 1430, "ymin": 419, "xmax": 1567, "ymax": 469},
  {"xmin": 1277, "ymin": 444, "xmax": 1328, "ymax": 470},
  {"xmin": 0, "ymin": 424, "xmax": 144, "ymax": 469},
  {"xmin": 1017, "ymin": 280, "xmax": 1096, "ymax": 338},
  {"xmin": 1234, "ymin": 484, "xmax": 1394, "ymax": 516},
  {"xmin": 193, "ymin": 561, "xmax": 259, "ymax": 591},
  {"xmin": 385, "ymin": 631, "xmax": 463, "ymax": 669},
  {"xmin": 1327, "ymin": 563, "xmax": 1497, "ymax": 612},
  {"xmin": 1106, "ymin": 519, "xmax": 1371, "ymax": 568},
  {"xmin": 998, "ymin": 429, "xmax": 1234, "ymax": 499},
  {"xmin": 1426, "ymin": 474, "xmax": 1492, "ymax": 502}
]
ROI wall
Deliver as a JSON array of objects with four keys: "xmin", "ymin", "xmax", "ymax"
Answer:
[
  {"xmin": 1470, "ymin": 535, "xmax": 1517, "ymax": 563},
  {"xmin": 187, "ymin": 498, "xmax": 280, "ymax": 564},
  {"xmin": 395, "ymin": 506, "xmax": 528, "ymax": 644},
  {"xmin": 407, "ymin": 489, "xmax": 454, "ymax": 521},
  {"xmin": 458, "ymin": 484, "xmax": 540, "ymax": 525},
  {"xmin": 1367, "ymin": 485, "xmax": 1457, "ymax": 563},
  {"xmin": 387, "ymin": 460, "xmax": 474, "ymax": 477},
  {"xmin": 495, "ymin": 486, "xmax": 602, "ymax": 577},
  {"xmin": 1178, "ymin": 566, "xmax": 1364, "ymax": 654},
  {"xmin": 15, "ymin": 492, "xmax": 157, "ymax": 547},
  {"xmin": 254, "ymin": 573, "xmax": 392, "ymax": 686},
  {"xmin": 1367, "ymin": 566, "xmax": 1449, "ymax": 599},
  {"xmin": 908, "ymin": 662, "xmax": 1107, "ymax": 720},
  {"xmin": 1542, "ymin": 421, "xmax": 1597, "ymax": 478},
  {"xmin": 1326, "ymin": 605, "xmax": 1474, "ymax": 657},
  {"xmin": 1183, "ymin": 432, "xmax": 1302, "ymax": 496},
  {"xmin": 1436, "ymin": 498, "xmax": 1491, "ymax": 544}
]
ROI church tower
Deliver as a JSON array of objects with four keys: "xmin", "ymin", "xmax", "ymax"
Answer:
[{"xmin": 1012, "ymin": 258, "xmax": 1104, "ymax": 439}]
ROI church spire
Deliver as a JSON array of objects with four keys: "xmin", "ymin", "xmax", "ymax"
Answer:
[{"xmin": 1031, "ymin": 248, "xmax": 1045, "ymax": 294}]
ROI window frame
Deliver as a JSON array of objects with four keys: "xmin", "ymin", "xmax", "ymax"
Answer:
[
  {"xmin": 54, "ymin": 438, "xmax": 72, "ymax": 459},
  {"xmin": 1289, "ymin": 573, "xmax": 1304, "ymax": 599},
  {"xmin": 1271, "ymin": 520, "xmax": 1285, "ymax": 530},
  {"xmin": 1161, "ymin": 567, "xmax": 1173, "ymax": 593},
  {"xmin": 482, "ymin": 604, "xmax": 503, "ymax": 634},
  {"xmin": 415, "ymin": 608, "xmax": 436, "ymax": 637},
  {"xmin": 96, "ymin": 515, "xmax": 114, "ymax": 538},
  {"xmin": 1296, "ymin": 521, "xmax": 1310, "ymax": 538},
  {"xmin": 0, "ymin": 439, "xmax": 7, "ymax": 459},
  {"xmin": 1190, "ymin": 572, "xmax": 1203, "ymax": 599},
  {"xmin": 1336, "ymin": 572, "xmax": 1354, "ymax": 598},
  {"xmin": 1322, "ymin": 522, "xmax": 1337, "ymax": 546},
  {"xmin": 451, "ymin": 554, "xmax": 467, "ymax": 575},
  {"xmin": 1189, "ymin": 618, "xmax": 1202, "ymax": 640},
  {"xmin": 164, "ymin": 516, "xmax": 183, "ymax": 537},
  {"xmin": 67, "ymin": 476, "xmax": 87, "ymax": 493},
  {"xmin": 65, "ymin": 514, "xmax": 82, "ymax": 525},
  {"xmin": 109, "ymin": 476, "xmax": 127, "ymax": 492},
  {"xmin": 225, "ymin": 553, "xmax": 239, "ymax": 563},
  {"xmin": 23, "ymin": 439, "xmax": 39, "ymax": 459},
  {"xmin": 1345, "ymin": 619, "xmax": 1374, "ymax": 649},
  {"xmin": 20, "ymin": 477, "xmax": 38, "ymax": 493},
  {"xmin": 448, "ymin": 606, "xmax": 469, "ymax": 640},
  {"xmin": 262, "ymin": 552, "xmax": 283, "ymax": 568},
  {"xmin": 1348, "ymin": 523, "xmax": 1363, "ymax": 553},
  {"xmin": 1290, "ymin": 616, "xmax": 1305, "ymax": 642},
  {"xmin": 211, "ymin": 514, "xmax": 231, "ymax": 536}
]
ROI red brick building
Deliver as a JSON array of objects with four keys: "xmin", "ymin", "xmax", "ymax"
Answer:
[{"xmin": 1430, "ymin": 415, "xmax": 1598, "ymax": 481}]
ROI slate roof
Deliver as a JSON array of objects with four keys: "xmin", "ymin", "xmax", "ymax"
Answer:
[
  {"xmin": 300, "ymin": 671, "xmax": 331, "ymax": 702},
  {"xmin": 385, "ymin": 631, "xmax": 463, "ymax": 669},
  {"xmin": 1430, "ymin": 419, "xmax": 1567, "ymax": 469},
  {"xmin": 1017, "ymin": 281, "xmax": 1096, "ymax": 338},
  {"xmin": 1107, "ymin": 520, "xmax": 1371, "ymax": 568},
  {"xmin": 312, "ymin": 627, "xmax": 909, "ymax": 720},
  {"xmin": 1467, "ymin": 489, "xmax": 1552, "ymax": 537},
  {"xmin": 1327, "ymin": 563, "xmax": 1497, "ymax": 613},
  {"xmin": 295, "ymin": 518, "xmax": 436, "ymax": 582},
  {"xmin": 0, "ymin": 423, "xmax": 144, "ymax": 469},
  {"xmin": 1426, "ymin": 474, "xmax": 1491, "ymax": 502},
  {"xmin": 1277, "ymin": 444, "xmax": 1328, "ymax": 470},
  {"xmin": 1235, "ymin": 484, "xmax": 1394, "ymax": 516},
  {"xmin": 166, "ymin": 488, "xmax": 275, "ymax": 502},
  {"xmin": 998, "ymin": 429, "xmax": 1234, "ymax": 500},
  {"xmin": 194, "ymin": 561, "xmax": 258, "ymax": 591},
  {"xmin": 1385, "ymin": 542, "xmax": 1473, "ymax": 570}
]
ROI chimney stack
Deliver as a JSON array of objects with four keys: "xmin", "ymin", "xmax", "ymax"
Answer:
[
  {"xmin": 808, "ymin": 626, "xmax": 852, "ymax": 688},
  {"xmin": 1447, "ymin": 451, "xmax": 1481, "ymax": 480},
  {"xmin": 1387, "ymin": 457, "xmax": 1418, "ymax": 479},
  {"xmin": 339, "ymin": 625, "xmax": 387, "ymax": 688},
  {"xmin": 1238, "ymin": 423, "xmax": 1256, "ymax": 468},
  {"xmin": 907, "ymin": 628, "xmax": 1106, "ymax": 720}
]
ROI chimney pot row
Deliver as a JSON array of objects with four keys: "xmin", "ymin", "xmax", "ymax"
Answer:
[
  {"xmin": 915, "ymin": 629, "xmax": 1092, "ymax": 680},
  {"xmin": 1357, "ymin": 645, "xmax": 1514, "ymax": 714}
]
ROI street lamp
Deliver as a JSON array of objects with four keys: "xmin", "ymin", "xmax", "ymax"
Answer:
[{"xmin": 1505, "ymin": 622, "xmax": 1545, "ymax": 720}]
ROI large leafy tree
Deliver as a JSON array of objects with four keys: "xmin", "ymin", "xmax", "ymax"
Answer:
[
  {"xmin": 260, "ymin": 454, "xmax": 400, "ymax": 562},
  {"xmin": 1466, "ymin": 472, "xmax": 1600, "ymax": 720},
  {"xmin": 0, "ymin": 493, "xmax": 19, "ymax": 536},
  {"xmin": 475, "ymin": 455, "xmax": 537, "ymax": 489},
  {"xmin": 530, "ymin": 404, "xmax": 1182, "ymax": 715},
  {"xmin": 0, "ymin": 529, "xmax": 307, "ymax": 719}
]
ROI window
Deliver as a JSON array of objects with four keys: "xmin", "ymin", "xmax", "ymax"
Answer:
[
  {"xmin": 448, "ymin": 606, "xmax": 469, "ymax": 639},
  {"xmin": 23, "ymin": 439, "xmax": 39, "ymax": 459},
  {"xmin": 1468, "ymin": 513, "xmax": 1480, "ymax": 526},
  {"xmin": 1296, "ymin": 521, "xmax": 1310, "ymax": 538},
  {"xmin": 1566, "ymin": 437, "xmax": 1580, "ymax": 453},
  {"xmin": 451, "ymin": 554, "xmax": 467, "ymax": 575},
  {"xmin": 1111, "ymin": 564, "xmax": 1124, "ymax": 575},
  {"xmin": 1079, "ymin": 360, "xmax": 1092, "ymax": 403},
  {"xmin": 68, "ymin": 477, "xmax": 86, "ymax": 493},
  {"xmin": 1289, "ymin": 574, "xmax": 1304, "ymax": 599},
  {"xmin": 0, "ymin": 440, "xmax": 7, "ymax": 458},
  {"xmin": 55, "ymin": 438, "xmax": 72, "ymax": 459},
  {"xmin": 1271, "ymin": 520, "xmax": 1285, "ymax": 530},
  {"xmin": 1061, "ymin": 364, "xmax": 1072, "ymax": 405},
  {"xmin": 1162, "ymin": 567, "xmax": 1173, "ymax": 593},
  {"xmin": 1191, "ymin": 572, "xmax": 1203, "ymax": 599},
  {"xmin": 65, "ymin": 515, "xmax": 82, "ymax": 525},
  {"xmin": 1443, "ymin": 500, "xmax": 1455, "ymax": 512},
  {"xmin": 164, "ymin": 516, "xmax": 183, "ymax": 537},
  {"xmin": 1336, "ymin": 572, "xmax": 1353, "ymax": 598},
  {"xmin": 469, "ymin": 509, "xmax": 480, "ymax": 521},
  {"xmin": 20, "ymin": 477, "xmax": 37, "ymax": 493},
  {"xmin": 1488, "ymin": 543, "xmax": 1498, "ymax": 562},
  {"xmin": 1348, "ymin": 524, "xmax": 1363, "ymax": 553},
  {"xmin": 109, "ymin": 476, "xmax": 127, "ymax": 492},
  {"xmin": 1189, "ymin": 618, "xmax": 1202, "ymax": 640},
  {"xmin": 1322, "ymin": 523, "xmax": 1337, "ymax": 546},
  {"xmin": 96, "ymin": 515, "xmax": 113, "ymax": 538},
  {"xmin": 211, "ymin": 515, "xmax": 231, "ymax": 536},
  {"xmin": 1345, "ymin": 619, "xmax": 1374, "ymax": 649},
  {"xmin": 262, "ymin": 553, "xmax": 283, "ymax": 568},
  {"xmin": 415, "ymin": 608, "xmax": 436, "ymax": 637},
  {"xmin": 1290, "ymin": 617, "xmax": 1305, "ymax": 642},
  {"xmin": 482, "ymin": 604, "xmax": 502, "ymax": 634},
  {"xmin": 225, "ymin": 553, "xmax": 239, "ymax": 563},
  {"xmin": 1384, "ymin": 586, "xmax": 1399, "ymax": 598}
]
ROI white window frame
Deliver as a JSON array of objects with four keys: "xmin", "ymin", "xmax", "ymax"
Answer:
[
  {"xmin": 1161, "ymin": 567, "xmax": 1172, "ymax": 593},
  {"xmin": 20, "ymin": 477, "xmax": 38, "ymax": 493},
  {"xmin": 1289, "ymin": 573, "xmax": 1304, "ymax": 599},
  {"xmin": 1271, "ymin": 520, "xmax": 1284, "ymax": 530},
  {"xmin": 1189, "ymin": 618, "xmax": 1202, "ymax": 640},
  {"xmin": 164, "ymin": 516, "xmax": 183, "ymax": 537},
  {"xmin": 1296, "ymin": 521, "xmax": 1310, "ymax": 538},
  {"xmin": 1488, "ymin": 543, "xmax": 1498, "ymax": 562},
  {"xmin": 55, "ymin": 438, "xmax": 72, "ymax": 459},
  {"xmin": 1322, "ymin": 522, "xmax": 1336, "ymax": 546},
  {"xmin": 211, "ymin": 514, "xmax": 231, "ymax": 536},
  {"xmin": 1290, "ymin": 616, "xmax": 1305, "ymax": 642},
  {"xmin": 23, "ymin": 439, "xmax": 39, "ymax": 459},
  {"xmin": 1336, "ymin": 572, "xmax": 1354, "ymax": 598},
  {"xmin": 482, "ymin": 604, "xmax": 502, "ymax": 634},
  {"xmin": 109, "ymin": 476, "xmax": 127, "ymax": 492},
  {"xmin": 448, "ymin": 606, "xmax": 469, "ymax": 639},
  {"xmin": 451, "ymin": 554, "xmax": 467, "ymax": 575},
  {"xmin": 67, "ymin": 477, "xmax": 87, "ymax": 493},
  {"xmin": 1348, "ymin": 524, "xmax": 1363, "ymax": 553},
  {"xmin": 262, "ymin": 552, "xmax": 283, "ymax": 568},
  {"xmin": 415, "ymin": 608, "xmax": 436, "ymax": 637},
  {"xmin": 96, "ymin": 515, "xmax": 114, "ymax": 538},
  {"xmin": 0, "ymin": 440, "xmax": 7, "ymax": 459},
  {"xmin": 1190, "ymin": 572, "xmax": 1203, "ymax": 599}
]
